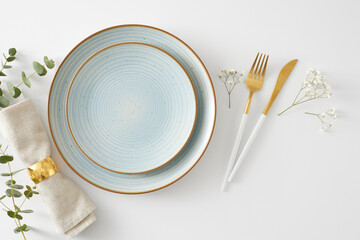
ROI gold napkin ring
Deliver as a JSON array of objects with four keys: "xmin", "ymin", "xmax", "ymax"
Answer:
[{"xmin": 28, "ymin": 157, "xmax": 59, "ymax": 184}]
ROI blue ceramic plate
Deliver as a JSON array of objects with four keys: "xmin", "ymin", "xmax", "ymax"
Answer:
[
  {"xmin": 48, "ymin": 25, "xmax": 216, "ymax": 194},
  {"xmin": 66, "ymin": 42, "xmax": 197, "ymax": 174}
]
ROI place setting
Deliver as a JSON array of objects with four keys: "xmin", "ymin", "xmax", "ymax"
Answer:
[{"xmin": 0, "ymin": 24, "xmax": 337, "ymax": 239}]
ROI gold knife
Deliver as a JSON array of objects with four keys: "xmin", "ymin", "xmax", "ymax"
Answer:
[{"xmin": 228, "ymin": 59, "xmax": 298, "ymax": 182}]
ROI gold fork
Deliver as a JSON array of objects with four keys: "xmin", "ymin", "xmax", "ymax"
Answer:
[
  {"xmin": 221, "ymin": 53, "xmax": 269, "ymax": 191},
  {"xmin": 244, "ymin": 53, "xmax": 269, "ymax": 114}
]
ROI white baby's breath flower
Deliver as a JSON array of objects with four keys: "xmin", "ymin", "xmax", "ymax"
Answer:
[
  {"xmin": 218, "ymin": 68, "xmax": 246, "ymax": 108},
  {"xmin": 229, "ymin": 69, "xmax": 236, "ymax": 75},
  {"xmin": 306, "ymin": 68, "xmax": 314, "ymax": 74},
  {"xmin": 305, "ymin": 108, "xmax": 337, "ymax": 131},
  {"xmin": 323, "ymin": 82, "xmax": 331, "ymax": 90},
  {"xmin": 279, "ymin": 68, "xmax": 333, "ymax": 116}
]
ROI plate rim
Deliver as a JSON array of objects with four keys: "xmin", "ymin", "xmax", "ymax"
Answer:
[
  {"xmin": 65, "ymin": 41, "xmax": 198, "ymax": 174},
  {"xmin": 47, "ymin": 24, "xmax": 217, "ymax": 194}
]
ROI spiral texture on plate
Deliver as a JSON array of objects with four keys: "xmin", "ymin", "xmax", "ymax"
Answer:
[
  {"xmin": 48, "ymin": 25, "xmax": 216, "ymax": 194},
  {"xmin": 67, "ymin": 43, "xmax": 196, "ymax": 174}
]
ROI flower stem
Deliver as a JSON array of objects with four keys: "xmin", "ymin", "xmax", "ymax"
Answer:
[
  {"xmin": 0, "ymin": 59, "xmax": 8, "ymax": 73},
  {"xmin": 292, "ymin": 87, "xmax": 303, "ymax": 104},
  {"xmin": 7, "ymin": 163, "xmax": 17, "ymax": 208},
  {"xmin": 3, "ymin": 71, "xmax": 36, "ymax": 98},
  {"xmin": 18, "ymin": 218, "xmax": 26, "ymax": 240},
  {"xmin": 18, "ymin": 186, "xmax": 34, "ymax": 209},
  {"xmin": 278, "ymin": 104, "xmax": 294, "ymax": 116},
  {"xmin": 0, "ymin": 199, "xmax": 11, "ymax": 211},
  {"xmin": 0, "ymin": 146, "xmax": 27, "ymax": 238},
  {"xmin": 228, "ymin": 93, "xmax": 231, "ymax": 108}
]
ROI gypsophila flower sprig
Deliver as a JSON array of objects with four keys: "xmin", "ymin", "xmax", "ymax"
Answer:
[
  {"xmin": 278, "ymin": 68, "xmax": 332, "ymax": 116},
  {"xmin": 0, "ymin": 144, "xmax": 39, "ymax": 240},
  {"xmin": 218, "ymin": 68, "xmax": 246, "ymax": 108},
  {"xmin": 305, "ymin": 108, "xmax": 337, "ymax": 131}
]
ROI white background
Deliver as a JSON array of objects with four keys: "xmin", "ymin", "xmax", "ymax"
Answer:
[{"xmin": 1, "ymin": 0, "xmax": 360, "ymax": 239}]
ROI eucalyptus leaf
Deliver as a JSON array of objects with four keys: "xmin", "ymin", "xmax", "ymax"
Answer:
[
  {"xmin": 15, "ymin": 213, "xmax": 23, "ymax": 220},
  {"xmin": 44, "ymin": 56, "xmax": 55, "ymax": 69},
  {"xmin": 0, "ymin": 195, "xmax": 5, "ymax": 200},
  {"xmin": 7, "ymin": 210, "xmax": 15, "ymax": 218},
  {"xmin": 19, "ymin": 209, "xmax": 33, "ymax": 213},
  {"xmin": 9, "ymin": 184, "xmax": 24, "ymax": 189},
  {"xmin": 11, "ymin": 168, "xmax": 25, "ymax": 176},
  {"xmin": 13, "ymin": 87, "xmax": 21, "ymax": 98},
  {"xmin": 22, "ymin": 71, "xmax": 31, "ymax": 88},
  {"xmin": 24, "ymin": 190, "xmax": 33, "ymax": 199},
  {"xmin": 1, "ymin": 172, "xmax": 11, "ymax": 177},
  {"xmin": 8, "ymin": 48, "xmax": 17, "ymax": 56},
  {"xmin": 0, "ymin": 71, "xmax": 6, "ymax": 76},
  {"xmin": 33, "ymin": 191, "xmax": 39, "ymax": 194},
  {"xmin": 0, "ymin": 88, "xmax": 2, "ymax": 96},
  {"xmin": 5, "ymin": 189, "xmax": 12, "ymax": 197},
  {"xmin": 6, "ymin": 81, "xmax": 15, "ymax": 96},
  {"xmin": 32, "ymin": 61, "xmax": 47, "ymax": 76},
  {"xmin": 13, "ymin": 189, "xmax": 22, "ymax": 198},
  {"xmin": 6, "ymin": 188, "xmax": 22, "ymax": 198},
  {"xmin": 6, "ymin": 56, "xmax": 15, "ymax": 62},
  {"xmin": 0, "ymin": 155, "xmax": 13, "ymax": 164},
  {"xmin": 14, "ymin": 224, "xmax": 28, "ymax": 233},
  {"xmin": 14, "ymin": 205, "xmax": 20, "ymax": 211},
  {"xmin": 5, "ymin": 179, "xmax": 15, "ymax": 186},
  {"xmin": 24, "ymin": 225, "xmax": 31, "ymax": 232},
  {"xmin": 3, "ymin": 65, "xmax": 11, "ymax": 69},
  {"xmin": 0, "ymin": 96, "xmax": 9, "ymax": 108}
]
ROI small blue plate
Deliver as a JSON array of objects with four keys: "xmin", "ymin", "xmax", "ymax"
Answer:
[{"xmin": 66, "ymin": 42, "xmax": 197, "ymax": 174}]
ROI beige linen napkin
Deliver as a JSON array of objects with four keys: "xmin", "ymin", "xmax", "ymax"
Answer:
[{"xmin": 0, "ymin": 99, "xmax": 96, "ymax": 239}]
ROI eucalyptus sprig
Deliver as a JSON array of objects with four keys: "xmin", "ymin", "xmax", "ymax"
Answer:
[
  {"xmin": 0, "ymin": 144, "xmax": 38, "ymax": 240},
  {"xmin": 0, "ymin": 48, "xmax": 55, "ymax": 108},
  {"xmin": 0, "ymin": 48, "xmax": 17, "ymax": 76}
]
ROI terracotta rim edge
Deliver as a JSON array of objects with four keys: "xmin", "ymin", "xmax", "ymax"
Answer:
[{"xmin": 47, "ymin": 24, "xmax": 217, "ymax": 194}]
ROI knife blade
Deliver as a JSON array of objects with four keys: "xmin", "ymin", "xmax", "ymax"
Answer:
[{"xmin": 263, "ymin": 59, "xmax": 298, "ymax": 115}]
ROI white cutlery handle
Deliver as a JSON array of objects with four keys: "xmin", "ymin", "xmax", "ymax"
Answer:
[
  {"xmin": 228, "ymin": 114, "xmax": 267, "ymax": 182},
  {"xmin": 221, "ymin": 113, "xmax": 248, "ymax": 191}
]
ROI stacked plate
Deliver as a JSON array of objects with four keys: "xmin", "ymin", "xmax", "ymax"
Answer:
[{"xmin": 48, "ymin": 25, "xmax": 216, "ymax": 194}]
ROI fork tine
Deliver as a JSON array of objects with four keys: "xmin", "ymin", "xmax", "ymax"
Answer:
[
  {"xmin": 248, "ymin": 52, "xmax": 259, "ymax": 77},
  {"xmin": 253, "ymin": 53, "xmax": 263, "ymax": 79},
  {"xmin": 256, "ymin": 54, "xmax": 266, "ymax": 80},
  {"xmin": 260, "ymin": 55, "xmax": 269, "ymax": 81}
]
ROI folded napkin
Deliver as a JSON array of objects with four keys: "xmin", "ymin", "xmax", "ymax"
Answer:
[{"xmin": 0, "ymin": 99, "xmax": 96, "ymax": 239}]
